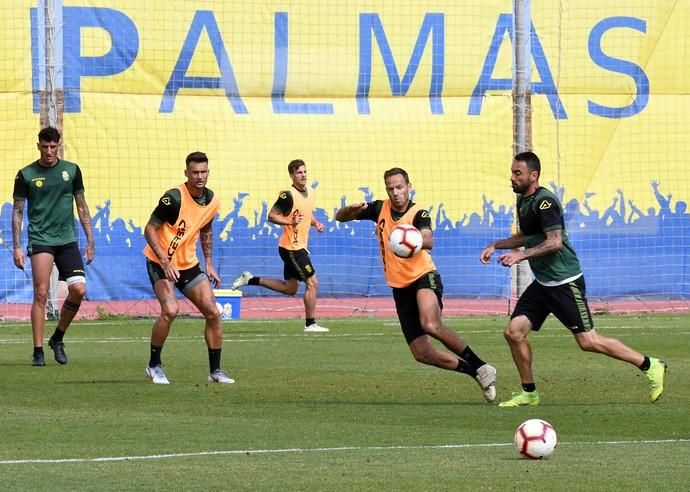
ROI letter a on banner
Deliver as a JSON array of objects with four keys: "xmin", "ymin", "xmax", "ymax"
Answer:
[{"xmin": 160, "ymin": 10, "xmax": 247, "ymax": 113}]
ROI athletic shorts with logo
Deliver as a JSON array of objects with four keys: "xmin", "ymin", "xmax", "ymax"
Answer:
[
  {"xmin": 511, "ymin": 275, "xmax": 593, "ymax": 333},
  {"xmin": 278, "ymin": 247, "xmax": 315, "ymax": 281},
  {"xmin": 28, "ymin": 242, "xmax": 85, "ymax": 282},
  {"xmin": 392, "ymin": 270, "xmax": 444, "ymax": 344}
]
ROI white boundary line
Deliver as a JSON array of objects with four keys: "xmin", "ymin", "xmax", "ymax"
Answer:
[
  {"xmin": 0, "ymin": 333, "xmax": 394, "ymax": 345},
  {"xmin": 0, "ymin": 323, "xmax": 690, "ymax": 345},
  {"xmin": 1, "ymin": 328, "xmax": 689, "ymax": 346},
  {"xmin": 1, "ymin": 438, "xmax": 688, "ymax": 465}
]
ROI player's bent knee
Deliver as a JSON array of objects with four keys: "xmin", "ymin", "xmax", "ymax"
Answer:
[
  {"xmin": 420, "ymin": 320, "xmax": 443, "ymax": 337},
  {"xmin": 577, "ymin": 337, "xmax": 599, "ymax": 353},
  {"xmin": 66, "ymin": 280, "xmax": 87, "ymax": 299},
  {"xmin": 578, "ymin": 342, "xmax": 596, "ymax": 353},
  {"xmin": 161, "ymin": 305, "xmax": 179, "ymax": 322},
  {"xmin": 282, "ymin": 280, "xmax": 299, "ymax": 296},
  {"xmin": 504, "ymin": 327, "xmax": 523, "ymax": 344},
  {"xmin": 409, "ymin": 338, "xmax": 435, "ymax": 365},
  {"xmin": 204, "ymin": 307, "xmax": 221, "ymax": 323},
  {"xmin": 411, "ymin": 349, "xmax": 433, "ymax": 364}
]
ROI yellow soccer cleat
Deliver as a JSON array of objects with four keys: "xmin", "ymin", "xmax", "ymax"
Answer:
[
  {"xmin": 498, "ymin": 390, "xmax": 540, "ymax": 408},
  {"xmin": 645, "ymin": 358, "xmax": 668, "ymax": 402}
]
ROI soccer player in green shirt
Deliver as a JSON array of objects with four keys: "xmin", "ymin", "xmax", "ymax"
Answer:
[
  {"xmin": 480, "ymin": 152, "xmax": 667, "ymax": 406},
  {"xmin": 12, "ymin": 127, "xmax": 95, "ymax": 366}
]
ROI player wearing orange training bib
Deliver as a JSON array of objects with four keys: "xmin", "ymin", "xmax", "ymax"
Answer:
[
  {"xmin": 143, "ymin": 151, "xmax": 234, "ymax": 385},
  {"xmin": 231, "ymin": 159, "xmax": 329, "ymax": 333},
  {"xmin": 336, "ymin": 167, "xmax": 497, "ymax": 403}
]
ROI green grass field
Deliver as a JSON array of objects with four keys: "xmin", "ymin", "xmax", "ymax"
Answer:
[{"xmin": 1, "ymin": 314, "xmax": 688, "ymax": 490}]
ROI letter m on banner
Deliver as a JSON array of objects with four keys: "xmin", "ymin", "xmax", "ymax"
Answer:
[{"xmin": 357, "ymin": 13, "xmax": 445, "ymax": 114}]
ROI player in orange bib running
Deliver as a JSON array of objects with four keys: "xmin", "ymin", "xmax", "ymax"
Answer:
[
  {"xmin": 231, "ymin": 159, "xmax": 329, "ymax": 333},
  {"xmin": 336, "ymin": 167, "xmax": 497, "ymax": 403},
  {"xmin": 143, "ymin": 152, "xmax": 234, "ymax": 385}
]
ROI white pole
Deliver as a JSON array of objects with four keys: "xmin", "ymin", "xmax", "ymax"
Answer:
[
  {"xmin": 42, "ymin": 0, "xmax": 61, "ymax": 320},
  {"xmin": 44, "ymin": 0, "xmax": 57, "ymax": 128},
  {"xmin": 512, "ymin": 0, "xmax": 533, "ymax": 298}
]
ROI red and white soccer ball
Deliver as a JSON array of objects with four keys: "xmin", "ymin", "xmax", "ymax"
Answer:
[
  {"xmin": 514, "ymin": 419, "xmax": 558, "ymax": 460},
  {"xmin": 388, "ymin": 224, "xmax": 423, "ymax": 258}
]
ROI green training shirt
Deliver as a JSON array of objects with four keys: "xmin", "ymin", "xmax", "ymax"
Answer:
[
  {"xmin": 517, "ymin": 186, "xmax": 582, "ymax": 285},
  {"xmin": 13, "ymin": 159, "xmax": 85, "ymax": 246}
]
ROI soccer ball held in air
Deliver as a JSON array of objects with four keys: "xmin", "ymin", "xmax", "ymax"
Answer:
[{"xmin": 388, "ymin": 224, "xmax": 423, "ymax": 258}]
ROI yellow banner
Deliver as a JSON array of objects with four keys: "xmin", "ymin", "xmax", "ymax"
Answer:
[{"xmin": 1, "ymin": 1, "xmax": 688, "ymax": 225}]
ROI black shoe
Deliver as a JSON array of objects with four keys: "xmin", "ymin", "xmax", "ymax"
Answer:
[
  {"xmin": 48, "ymin": 337, "xmax": 68, "ymax": 365},
  {"xmin": 32, "ymin": 352, "xmax": 46, "ymax": 366}
]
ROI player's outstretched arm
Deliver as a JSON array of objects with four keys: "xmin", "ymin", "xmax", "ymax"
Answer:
[
  {"xmin": 480, "ymin": 232, "xmax": 525, "ymax": 264},
  {"xmin": 335, "ymin": 203, "xmax": 367, "ymax": 222}
]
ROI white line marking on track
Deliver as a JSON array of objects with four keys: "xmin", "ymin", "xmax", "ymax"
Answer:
[
  {"xmin": 1, "ymin": 438, "xmax": 688, "ymax": 465},
  {"xmin": 1, "ymin": 327, "xmax": 689, "ymax": 346},
  {"xmin": 0, "ymin": 333, "xmax": 394, "ymax": 345}
]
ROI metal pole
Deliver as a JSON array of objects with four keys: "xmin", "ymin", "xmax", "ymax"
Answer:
[
  {"xmin": 44, "ymin": 0, "xmax": 57, "ymax": 127},
  {"xmin": 512, "ymin": 0, "xmax": 532, "ymax": 298},
  {"xmin": 41, "ymin": 0, "xmax": 62, "ymax": 320}
]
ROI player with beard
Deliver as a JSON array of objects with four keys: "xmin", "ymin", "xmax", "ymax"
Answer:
[
  {"xmin": 336, "ymin": 167, "xmax": 497, "ymax": 403},
  {"xmin": 480, "ymin": 151, "xmax": 667, "ymax": 406}
]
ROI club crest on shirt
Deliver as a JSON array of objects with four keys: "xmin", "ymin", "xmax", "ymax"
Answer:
[
  {"xmin": 539, "ymin": 200, "xmax": 552, "ymax": 210},
  {"xmin": 62, "ymin": 171, "xmax": 69, "ymax": 181}
]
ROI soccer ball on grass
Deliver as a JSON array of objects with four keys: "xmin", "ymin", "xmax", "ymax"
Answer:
[
  {"xmin": 514, "ymin": 418, "xmax": 557, "ymax": 460},
  {"xmin": 388, "ymin": 224, "xmax": 423, "ymax": 258}
]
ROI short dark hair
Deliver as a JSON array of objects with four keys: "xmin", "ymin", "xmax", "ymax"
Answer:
[
  {"xmin": 38, "ymin": 127, "xmax": 61, "ymax": 143},
  {"xmin": 514, "ymin": 151, "xmax": 541, "ymax": 176},
  {"xmin": 288, "ymin": 159, "xmax": 306, "ymax": 175},
  {"xmin": 383, "ymin": 167, "xmax": 409, "ymax": 184},
  {"xmin": 186, "ymin": 151, "xmax": 208, "ymax": 166}
]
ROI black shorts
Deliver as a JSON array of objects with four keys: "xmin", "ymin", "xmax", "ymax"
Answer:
[
  {"xmin": 146, "ymin": 259, "xmax": 207, "ymax": 294},
  {"xmin": 392, "ymin": 270, "xmax": 444, "ymax": 344},
  {"xmin": 278, "ymin": 247, "xmax": 315, "ymax": 281},
  {"xmin": 28, "ymin": 242, "xmax": 85, "ymax": 283},
  {"xmin": 511, "ymin": 275, "xmax": 593, "ymax": 333}
]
